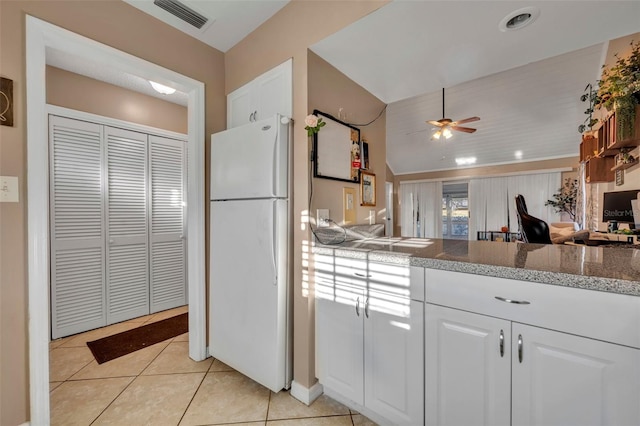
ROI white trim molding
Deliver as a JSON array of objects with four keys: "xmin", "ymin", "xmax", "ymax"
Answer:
[
  {"xmin": 26, "ymin": 15, "xmax": 206, "ymax": 424},
  {"xmin": 290, "ymin": 380, "xmax": 324, "ymax": 406}
]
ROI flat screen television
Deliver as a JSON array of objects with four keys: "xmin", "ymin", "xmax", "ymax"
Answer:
[{"xmin": 602, "ymin": 190, "xmax": 640, "ymax": 224}]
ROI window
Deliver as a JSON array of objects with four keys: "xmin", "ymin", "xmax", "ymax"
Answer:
[{"xmin": 442, "ymin": 182, "xmax": 469, "ymax": 240}]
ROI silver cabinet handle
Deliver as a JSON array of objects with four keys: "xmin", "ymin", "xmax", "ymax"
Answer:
[
  {"xmin": 249, "ymin": 112, "xmax": 255, "ymax": 122},
  {"xmin": 495, "ymin": 296, "xmax": 530, "ymax": 305},
  {"xmin": 354, "ymin": 272, "xmax": 372, "ymax": 278},
  {"xmin": 355, "ymin": 297, "xmax": 360, "ymax": 317},
  {"xmin": 518, "ymin": 334, "xmax": 523, "ymax": 363},
  {"xmin": 253, "ymin": 110, "xmax": 258, "ymax": 121},
  {"xmin": 499, "ymin": 329, "xmax": 505, "ymax": 357},
  {"xmin": 364, "ymin": 297, "xmax": 369, "ymax": 318}
]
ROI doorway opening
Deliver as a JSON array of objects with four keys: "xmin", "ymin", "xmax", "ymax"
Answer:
[
  {"xmin": 442, "ymin": 182, "xmax": 469, "ymax": 240},
  {"xmin": 26, "ymin": 16, "xmax": 205, "ymax": 423}
]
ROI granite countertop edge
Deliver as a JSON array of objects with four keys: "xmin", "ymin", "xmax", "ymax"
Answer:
[
  {"xmin": 410, "ymin": 257, "xmax": 640, "ymax": 297},
  {"xmin": 312, "ymin": 242, "xmax": 640, "ymax": 297}
]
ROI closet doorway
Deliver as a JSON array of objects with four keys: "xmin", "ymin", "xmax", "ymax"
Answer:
[
  {"xmin": 49, "ymin": 113, "xmax": 187, "ymax": 339},
  {"xmin": 26, "ymin": 16, "xmax": 206, "ymax": 424}
]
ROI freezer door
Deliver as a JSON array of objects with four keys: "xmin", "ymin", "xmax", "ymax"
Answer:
[
  {"xmin": 209, "ymin": 198, "xmax": 289, "ymax": 392},
  {"xmin": 210, "ymin": 115, "xmax": 288, "ymax": 200}
]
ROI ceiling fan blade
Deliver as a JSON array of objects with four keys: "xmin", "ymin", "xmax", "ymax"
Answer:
[
  {"xmin": 451, "ymin": 116, "xmax": 480, "ymax": 126},
  {"xmin": 427, "ymin": 120, "xmax": 444, "ymax": 127},
  {"xmin": 451, "ymin": 126, "xmax": 477, "ymax": 133}
]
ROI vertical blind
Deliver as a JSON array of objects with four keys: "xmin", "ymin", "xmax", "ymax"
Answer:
[
  {"xmin": 400, "ymin": 171, "xmax": 561, "ymax": 240},
  {"xmin": 399, "ymin": 181, "xmax": 443, "ymax": 238},
  {"xmin": 469, "ymin": 172, "xmax": 561, "ymax": 238}
]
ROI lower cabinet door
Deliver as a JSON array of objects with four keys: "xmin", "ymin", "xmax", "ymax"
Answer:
[
  {"xmin": 316, "ymin": 292, "xmax": 364, "ymax": 405},
  {"xmin": 512, "ymin": 323, "xmax": 640, "ymax": 426},
  {"xmin": 425, "ymin": 304, "xmax": 511, "ymax": 426},
  {"xmin": 364, "ymin": 298, "xmax": 424, "ymax": 425}
]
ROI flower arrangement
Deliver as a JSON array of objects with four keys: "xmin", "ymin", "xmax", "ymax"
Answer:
[{"xmin": 304, "ymin": 114, "xmax": 326, "ymax": 137}]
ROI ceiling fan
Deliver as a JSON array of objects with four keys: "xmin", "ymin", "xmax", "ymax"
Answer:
[{"xmin": 428, "ymin": 88, "xmax": 480, "ymax": 140}]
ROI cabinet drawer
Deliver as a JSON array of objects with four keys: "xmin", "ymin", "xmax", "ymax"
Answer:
[
  {"xmin": 425, "ymin": 268, "xmax": 640, "ymax": 348},
  {"xmin": 368, "ymin": 261, "xmax": 412, "ymax": 300}
]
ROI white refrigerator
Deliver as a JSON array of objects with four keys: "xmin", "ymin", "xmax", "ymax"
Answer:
[{"xmin": 209, "ymin": 114, "xmax": 291, "ymax": 392}]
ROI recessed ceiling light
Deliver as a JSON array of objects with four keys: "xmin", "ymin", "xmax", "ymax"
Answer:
[
  {"xmin": 149, "ymin": 80, "xmax": 176, "ymax": 95},
  {"xmin": 455, "ymin": 157, "xmax": 477, "ymax": 166},
  {"xmin": 499, "ymin": 7, "xmax": 540, "ymax": 32},
  {"xmin": 515, "ymin": 150, "xmax": 523, "ymax": 159}
]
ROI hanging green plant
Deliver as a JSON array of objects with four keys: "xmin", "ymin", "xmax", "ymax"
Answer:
[
  {"xmin": 596, "ymin": 40, "xmax": 640, "ymax": 140},
  {"xmin": 578, "ymin": 83, "xmax": 600, "ymax": 134}
]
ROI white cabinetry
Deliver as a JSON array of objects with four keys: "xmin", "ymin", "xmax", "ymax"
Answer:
[
  {"xmin": 227, "ymin": 59, "xmax": 292, "ymax": 128},
  {"xmin": 425, "ymin": 268, "xmax": 640, "ymax": 426},
  {"xmin": 315, "ymin": 253, "xmax": 423, "ymax": 426},
  {"xmin": 512, "ymin": 323, "xmax": 640, "ymax": 426},
  {"xmin": 425, "ymin": 305, "xmax": 510, "ymax": 426}
]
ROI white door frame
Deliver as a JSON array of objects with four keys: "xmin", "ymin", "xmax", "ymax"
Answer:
[{"xmin": 26, "ymin": 16, "xmax": 206, "ymax": 424}]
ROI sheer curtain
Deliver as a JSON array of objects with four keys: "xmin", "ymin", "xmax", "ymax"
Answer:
[
  {"xmin": 468, "ymin": 177, "xmax": 510, "ymax": 239},
  {"xmin": 469, "ymin": 172, "xmax": 561, "ymax": 239},
  {"xmin": 399, "ymin": 181, "xmax": 443, "ymax": 238}
]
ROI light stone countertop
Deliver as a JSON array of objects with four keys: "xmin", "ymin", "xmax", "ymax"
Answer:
[{"xmin": 313, "ymin": 237, "xmax": 640, "ymax": 297}]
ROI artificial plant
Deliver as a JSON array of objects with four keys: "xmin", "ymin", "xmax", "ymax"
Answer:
[{"xmin": 545, "ymin": 178, "xmax": 578, "ymax": 222}]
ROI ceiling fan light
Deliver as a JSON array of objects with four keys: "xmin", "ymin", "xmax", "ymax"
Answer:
[
  {"xmin": 432, "ymin": 130, "xmax": 442, "ymax": 140},
  {"xmin": 443, "ymin": 127, "xmax": 453, "ymax": 139}
]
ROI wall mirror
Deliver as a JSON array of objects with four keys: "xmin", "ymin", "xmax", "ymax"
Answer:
[{"xmin": 312, "ymin": 109, "xmax": 361, "ymax": 183}]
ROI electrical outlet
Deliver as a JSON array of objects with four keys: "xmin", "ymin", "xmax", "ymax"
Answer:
[{"xmin": 317, "ymin": 209, "xmax": 330, "ymax": 228}]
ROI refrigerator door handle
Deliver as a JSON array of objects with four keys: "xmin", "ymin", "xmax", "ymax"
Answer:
[
  {"xmin": 272, "ymin": 128, "xmax": 278, "ymax": 197},
  {"xmin": 270, "ymin": 200, "xmax": 278, "ymax": 286}
]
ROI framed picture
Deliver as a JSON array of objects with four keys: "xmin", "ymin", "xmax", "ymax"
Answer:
[
  {"xmin": 0, "ymin": 77, "xmax": 14, "ymax": 127},
  {"xmin": 312, "ymin": 109, "xmax": 361, "ymax": 183},
  {"xmin": 360, "ymin": 171, "xmax": 376, "ymax": 206},
  {"xmin": 360, "ymin": 140, "xmax": 369, "ymax": 170}
]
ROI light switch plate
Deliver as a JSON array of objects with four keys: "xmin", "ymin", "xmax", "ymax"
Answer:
[
  {"xmin": 0, "ymin": 176, "xmax": 19, "ymax": 203},
  {"xmin": 317, "ymin": 209, "xmax": 330, "ymax": 227}
]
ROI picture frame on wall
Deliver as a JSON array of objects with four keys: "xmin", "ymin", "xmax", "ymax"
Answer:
[
  {"xmin": 360, "ymin": 171, "xmax": 376, "ymax": 206},
  {"xmin": 360, "ymin": 140, "xmax": 369, "ymax": 170},
  {"xmin": 312, "ymin": 109, "xmax": 361, "ymax": 183}
]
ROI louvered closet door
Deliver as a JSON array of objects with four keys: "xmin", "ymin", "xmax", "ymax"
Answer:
[
  {"xmin": 105, "ymin": 127, "xmax": 150, "ymax": 324},
  {"xmin": 50, "ymin": 116, "xmax": 106, "ymax": 339},
  {"xmin": 149, "ymin": 135, "xmax": 187, "ymax": 313}
]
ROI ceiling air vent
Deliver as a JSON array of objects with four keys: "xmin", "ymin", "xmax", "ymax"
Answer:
[{"xmin": 153, "ymin": 0, "xmax": 208, "ymax": 29}]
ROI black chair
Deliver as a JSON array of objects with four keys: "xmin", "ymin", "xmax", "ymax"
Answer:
[{"xmin": 515, "ymin": 194, "xmax": 552, "ymax": 244}]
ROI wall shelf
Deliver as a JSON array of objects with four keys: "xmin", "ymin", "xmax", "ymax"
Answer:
[{"xmin": 611, "ymin": 158, "xmax": 639, "ymax": 172}]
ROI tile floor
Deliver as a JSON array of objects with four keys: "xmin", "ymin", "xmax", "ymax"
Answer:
[{"xmin": 49, "ymin": 306, "xmax": 377, "ymax": 426}]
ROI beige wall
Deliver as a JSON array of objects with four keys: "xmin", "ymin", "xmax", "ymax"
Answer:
[
  {"xmin": 308, "ymin": 51, "xmax": 386, "ymax": 226},
  {"xmin": 226, "ymin": 0, "xmax": 388, "ymax": 390},
  {"xmin": 47, "ymin": 66, "xmax": 188, "ymax": 134},
  {"xmin": 0, "ymin": 1, "xmax": 225, "ymax": 423}
]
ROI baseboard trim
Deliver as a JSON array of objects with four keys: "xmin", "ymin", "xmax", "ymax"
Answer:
[{"xmin": 289, "ymin": 380, "xmax": 323, "ymax": 406}]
